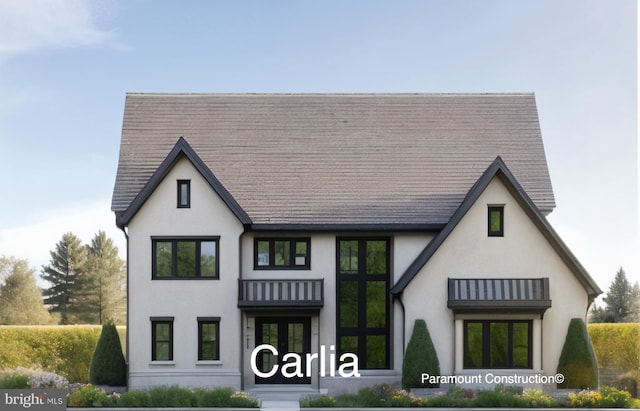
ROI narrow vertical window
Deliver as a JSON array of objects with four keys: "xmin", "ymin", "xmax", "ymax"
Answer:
[
  {"xmin": 151, "ymin": 317, "xmax": 174, "ymax": 361},
  {"xmin": 198, "ymin": 317, "xmax": 220, "ymax": 361},
  {"xmin": 488, "ymin": 206, "xmax": 504, "ymax": 237},
  {"xmin": 337, "ymin": 238, "xmax": 390, "ymax": 369},
  {"xmin": 177, "ymin": 180, "xmax": 191, "ymax": 208}
]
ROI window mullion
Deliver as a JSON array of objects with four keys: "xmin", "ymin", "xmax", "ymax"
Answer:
[
  {"xmin": 483, "ymin": 321, "xmax": 490, "ymax": 368},
  {"xmin": 172, "ymin": 241, "xmax": 178, "ymax": 277},
  {"xmin": 195, "ymin": 240, "xmax": 201, "ymax": 277},
  {"xmin": 507, "ymin": 322, "xmax": 514, "ymax": 368}
]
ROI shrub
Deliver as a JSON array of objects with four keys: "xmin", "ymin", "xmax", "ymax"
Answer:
[
  {"xmin": 68, "ymin": 384, "xmax": 108, "ymax": 407},
  {"xmin": 116, "ymin": 390, "xmax": 151, "ymax": 407},
  {"xmin": 15, "ymin": 368, "xmax": 69, "ymax": 389},
  {"xmin": 615, "ymin": 372, "xmax": 638, "ymax": 398},
  {"xmin": 148, "ymin": 385, "xmax": 194, "ymax": 407},
  {"xmin": 193, "ymin": 387, "xmax": 233, "ymax": 407},
  {"xmin": 89, "ymin": 321, "xmax": 127, "ymax": 386},
  {"xmin": 227, "ymin": 391, "xmax": 259, "ymax": 408},
  {"xmin": 402, "ymin": 319, "xmax": 440, "ymax": 389},
  {"xmin": 300, "ymin": 395, "xmax": 337, "ymax": 407},
  {"xmin": 589, "ymin": 323, "xmax": 640, "ymax": 396},
  {"xmin": 599, "ymin": 386, "xmax": 633, "ymax": 408},
  {"xmin": 0, "ymin": 372, "xmax": 30, "ymax": 388},
  {"xmin": 0, "ymin": 325, "xmax": 122, "ymax": 383},
  {"xmin": 475, "ymin": 387, "xmax": 527, "ymax": 408},
  {"xmin": 557, "ymin": 318, "xmax": 599, "ymax": 389},
  {"xmin": 588, "ymin": 323, "xmax": 640, "ymax": 370},
  {"xmin": 521, "ymin": 388, "xmax": 556, "ymax": 407}
]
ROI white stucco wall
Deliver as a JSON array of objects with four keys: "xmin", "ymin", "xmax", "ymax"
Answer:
[
  {"xmin": 240, "ymin": 232, "xmax": 434, "ymax": 392},
  {"xmin": 126, "ymin": 157, "xmax": 244, "ymax": 390},
  {"xmin": 401, "ymin": 176, "xmax": 590, "ymax": 381}
]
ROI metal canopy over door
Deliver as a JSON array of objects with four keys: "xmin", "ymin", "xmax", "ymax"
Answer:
[{"xmin": 254, "ymin": 317, "xmax": 311, "ymax": 384}]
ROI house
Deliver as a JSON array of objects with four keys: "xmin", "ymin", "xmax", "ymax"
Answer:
[{"xmin": 111, "ymin": 93, "xmax": 601, "ymax": 393}]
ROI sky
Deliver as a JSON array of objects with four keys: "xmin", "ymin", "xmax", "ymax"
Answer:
[{"xmin": 0, "ymin": 0, "xmax": 637, "ymax": 297}]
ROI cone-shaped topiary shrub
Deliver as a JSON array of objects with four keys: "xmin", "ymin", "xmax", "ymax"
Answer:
[
  {"xmin": 89, "ymin": 321, "xmax": 127, "ymax": 386},
  {"xmin": 557, "ymin": 318, "xmax": 598, "ymax": 389},
  {"xmin": 402, "ymin": 319, "xmax": 440, "ymax": 389}
]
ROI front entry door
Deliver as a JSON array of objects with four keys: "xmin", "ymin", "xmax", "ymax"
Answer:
[{"xmin": 255, "ymin": 317, "xmax": 311, "ymax": 384}]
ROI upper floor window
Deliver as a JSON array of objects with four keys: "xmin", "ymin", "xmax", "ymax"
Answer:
[
  {"xmin": 254, "ymin": 238, "xmax": 310, "ymax": 269},
  {"xmin": 177, "ymin": 180, "xmax": 191, "ymax": 208},
  {"xmin": 488, "ymin": 206, "xmax": 504, "ymax": 237},
  {"xmin": 153, "ymin": 237, "xmax": 219, "ymax": 279}
]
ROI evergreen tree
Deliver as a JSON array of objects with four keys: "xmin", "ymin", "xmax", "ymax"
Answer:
[
  {"xmin": 557, "ymin": 318, "xmax": 598, "ymax": 389},
  {"xmin": 590, "ymin": 267, "xmax": 639, "ymax": 323},
  {"xmin": 0, "ymin": 256, "xmax": 53, "ymax": 324},
  {"xmin": 75, "ymin": 231, "xmax": 126, "ymax": 324},
  {"xmin": 89, "ymin": 321, "xmax": 127, "ymax": 386},
  {"xmin": 41, "ymin": 232, "xmax": 87, "ymax": 324},
  {"xmin": 402, "ymin": 319, "xmax": 440, "ymax": 389}
]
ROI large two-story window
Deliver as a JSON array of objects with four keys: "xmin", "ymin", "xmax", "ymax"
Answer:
[
  {"xmin": 337, "ymin": 238, "xmax": 390, "ymax": 369},
  {"xmin": 254, "ymin": 238, "xmax": 310, "ymax": 269},
  {"xmin": 152, "ymin": 237, "xmax": 219, "ymax": 279},
  {"xmin": 464, "ymin": 320, "xmax": 532, "ymax": 369}
]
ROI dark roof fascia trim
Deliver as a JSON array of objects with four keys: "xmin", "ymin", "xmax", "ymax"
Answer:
[
  {"xmin": 390, "ymin": 158, "xmax": 502, "ymax": 295},
  {"xmin": 116, "ymin": 137, "xmax": 252, "ymax": 228},
  {"xmin": 248, "ymin": 223, "xmax": 446, "ymax": 233},
  {"xmin": 391, "ymin": 156, "xmax": 602, "ymax": 299}
]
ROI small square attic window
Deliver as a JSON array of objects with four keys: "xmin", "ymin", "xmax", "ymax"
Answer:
[
  {"xmin": 177, "ymin": 180, "xmax": 190, "ymax": 208},
  {"xmin": 488, "ymin": 206, "xmax": 504, "ymax": 237}
]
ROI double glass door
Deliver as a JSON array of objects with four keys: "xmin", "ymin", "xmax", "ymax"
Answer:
[{"xmin": 254, "ymin": 317, "xmax": 311, "ymax": 384}]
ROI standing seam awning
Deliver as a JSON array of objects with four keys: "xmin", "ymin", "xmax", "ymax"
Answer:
[{"xmin": 447, "ymin": 278, "xmax": 551, "ymax": 314}]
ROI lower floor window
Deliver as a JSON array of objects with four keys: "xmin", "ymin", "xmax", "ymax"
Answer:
[
  {"xmin": 198, "ymin": 317, "xmax": 220, "ymax": 360},
  {"xmin": 464, "ymin": 320, "xmax": 531, "ymax": 369},
  {"xmin": 151, "ymin": 317, "xmax": 174, "ymax": 361}
]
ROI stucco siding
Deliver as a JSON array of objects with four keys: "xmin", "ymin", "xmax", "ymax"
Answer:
[
  {"xmin": 401, "ymin": 176, "xmax": 589, "ymax": 378},
  {"xmin": 127, "ymin": 157, "xmax": 244, "ymax": 389},
  {"xmin": 240, "ymin": 232, "xmax": 433, "ymax": 390}
]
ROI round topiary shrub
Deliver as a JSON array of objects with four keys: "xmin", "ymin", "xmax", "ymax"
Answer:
[
  {"xmin": 402, "ymin": 319, "xmax": 440, "ymax": 389},
  {"xmin": 557, "ymin": 318, "xmax": 598, "ymax": 389},
  {"xmin": 89, "ymin": 321, "xmax": 126, "ymax": 386}
]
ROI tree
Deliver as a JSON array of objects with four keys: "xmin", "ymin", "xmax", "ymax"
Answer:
[
  {"xmin": 75, "ymin": 231, "xmax": 126, "ymax": 324},
  {"xmin": 0, "ymin": 256, "xmax": 53, "ymax": 325},
  {"xmin": 402, "ymin": 319, "xmax": 440, "ymax": 389},
  {"xmin": 41, "ymin": 232, "xmax": 87, "ymax": 324},
  {"xmin": 89, "ymin": 321, "xmax": 127, "ymax": 386},
  {"xmin": 590, "ymin": 267, "xmax": 639, "ymax": 323},
  {"xmin": 557, "ymin": 318, "xmax": 599, "ymax": 389}
]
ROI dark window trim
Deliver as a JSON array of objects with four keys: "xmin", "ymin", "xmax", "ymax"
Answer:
[
  {"xmin": 336, "ymin": 237, "xmax": 391, "ymax": 370},
  {"xmin": 197, "ymin": 317, "xmax": 221, "ymax": 361},
  {"xmin": 151, "ymin": 317, "xmax": 174, "ymax": 361},
  {"xmin": 463, "ymin": 320, "xmax": 532, "ymax": 369},
  {"xmin": 254, "ymin": 238, "xmax": 311, "ymax": 270},
  {"xmin": 177, "ymin": 180, "xmax": 191, "ymax": 208},
  {"xmin": 152, "ymin": 237, "xmax": 220, "ymax": 280},
  {"xmin": 488, "ymin": 206, "xmax": 504, "ymax": 237}
]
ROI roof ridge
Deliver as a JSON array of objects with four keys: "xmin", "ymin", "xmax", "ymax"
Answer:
[{"xmin": 124, "ymin": 92, "xmax": 536, "ymax": 97}]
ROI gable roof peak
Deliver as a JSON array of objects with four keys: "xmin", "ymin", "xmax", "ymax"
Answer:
[
  {"xmin": 391, "ymin": 157, "xmax": 601, "ymax": 299},
  {"xmin": 115, "ymin": 136, "xmax": 251, "ymax": 228}
]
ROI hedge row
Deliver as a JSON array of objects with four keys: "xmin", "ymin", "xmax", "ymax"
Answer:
[
  {"xmin": 0, "ymin": 326, "xmax": 126, "ymax": 383},
  {"xmin": 588, "ymin": 323, "xmax": 640, "ymax": 371}
]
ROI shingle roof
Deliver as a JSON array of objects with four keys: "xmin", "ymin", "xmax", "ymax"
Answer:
[
  {"xmin": 111, "ymin": 93, "xmax": 555, "ymax": 226},
  {"xmin": 390, "ymin": 157, "xmax": 601, "ymax": 299}
]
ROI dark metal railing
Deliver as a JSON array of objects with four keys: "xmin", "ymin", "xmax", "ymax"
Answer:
[{"xmin": 238, "ymin": 278, "xmax": 324, "ymax": 308}]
